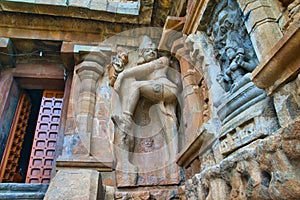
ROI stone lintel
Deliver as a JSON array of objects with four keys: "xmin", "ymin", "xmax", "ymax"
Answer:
[
  {"xmin": 177, "ymin": 124, "xmax": 216, "ymax": 168},
  {"xmin": 61, "ymin": 43, "xmax": 114, "ymax": 69},
  {"xmin": 251, "ymin": 23, "xmax": 300, "ymax": 95},
  {"xmin": 0, "ymin": 0, "xmax": 142, "ymax": 21},
  {"xmin": 56, "ymin": 156, "xmax": 114, "ymax": 172}
]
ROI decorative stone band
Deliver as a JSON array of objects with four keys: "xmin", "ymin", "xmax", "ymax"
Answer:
[
  {"xmin": 216, "ymin": 77, "xmax": 266, "ymax": 124},
  {"xmin": 218, "ymin": 98, "xmax": 279, "ymax": 156}
]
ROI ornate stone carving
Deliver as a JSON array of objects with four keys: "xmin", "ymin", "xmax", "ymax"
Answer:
[
  {"xmin": 184, "ymin": 120, "xmax": 300, "ymax": 200},
  {"xmin": 137, "ymin": 138, "xmax": 156, "ymax": 153},
  {"xmin": 218, "ymin": 150, "xmax": 271, "ymax": 200},
  {"xmin": 111, "ymin": 35, "xmax": 181, "ymax": 187},
  {"xmin": 281, "ymin": 0, "xmax": 300, "ymax": 31},
  {"xmin": 256, "ymin": 121, "xmax": 300, "ymax": 199},
  {"xmin": 207, "ymin": 1, "xmax": 258, "ymax": 93},
  {"xmin": 108, "ymin": 48, "xmax": 128, "ymax": 87}
]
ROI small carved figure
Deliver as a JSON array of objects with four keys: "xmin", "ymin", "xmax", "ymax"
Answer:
[
  {"xmin": 217, "ymin": 42, "xmax": 256, "ymax": 92},
  {"xmin": 138, "ymin": 138, "xmax": 155, "ymax": 153},
  {"xmin": 109, "ymin": 48, "xmax": 128, "ymax": 87},
  {"xmin": 282, "ymin": 0, "xmax": 300, "ymax": 30}
]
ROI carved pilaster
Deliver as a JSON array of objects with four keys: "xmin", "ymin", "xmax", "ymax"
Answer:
[
  {"xmin": 75, "ymin": 61, "xmax": 104, "ymax": 155},
  {"xmin": 237, "ymin": 0, "xmax": 283, "ymax": 60},
  {"xmin": 57, "ymin": 57, "xmax": 112, "ymax": 171}
]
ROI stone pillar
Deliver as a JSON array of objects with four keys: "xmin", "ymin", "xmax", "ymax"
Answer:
[
  {"xmin": 75, "ymin": 61, "xmax": 104, "ymax": 155},
  {"xmin": 237, "ymin": 0, "xmax": 283, "ymax": 60}
]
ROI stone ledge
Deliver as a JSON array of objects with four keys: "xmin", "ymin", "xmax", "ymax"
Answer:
[
  {"xmin": 0, "ymin": 183, "xmax": 48, "ymax": 200},
  {"xmin": 0, "ymin": 0, "xmax": 143, "ymax": 24},
  {"xmin": 177, "ymin": 121, "xmax": 217, "ymax": 168},
  {"xmin": 44, "ymin": 169, "xmax": 102, "ymax": 200},
  {"xmin": 251, "ymin": 22, "xmax": 300, "ymax": 95},
  {"xmin": 56, "ymin": 156, "xmax": 114, "ymax": 172}
]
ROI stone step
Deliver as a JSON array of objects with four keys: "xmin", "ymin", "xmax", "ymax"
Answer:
[{"xmin": 0, "ymin": 183, "xmax": 48, "ymax": 200}]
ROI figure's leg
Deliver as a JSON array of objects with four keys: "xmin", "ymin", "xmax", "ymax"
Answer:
[{"xmin": 112, "ymin": 81, "xmax": 142, "ymax": 133}]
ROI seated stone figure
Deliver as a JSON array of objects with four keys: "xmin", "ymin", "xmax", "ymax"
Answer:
[
  {"xmin": 218, "ymin": 42, "xmax": 256, "ymax": 92},
  {"xmin": 112, "ymin": 36, "xmax": 178, "ymax": 134}
]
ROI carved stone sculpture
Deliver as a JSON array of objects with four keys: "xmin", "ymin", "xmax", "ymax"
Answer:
[
  {"xmin": 217, "ymin": 41, "xmax": 257, "ymax": 92},
  {"xmin": 109, "ymin": 48, "xmax": 128, "ymax": 87},
  {"xmin": 111, "ymin": 35, "xmax": 181, "ymax": 186},
  {"xmin": 201, "ymin": 0, "xmax": 259, "ymax": 93},
  {"xmin": 281, "ymin": 0, "xmax": 300, "ymax": 31},
  {"xmin": 256, "ymin": 121, "xmax": 300, "ymax": 199}
]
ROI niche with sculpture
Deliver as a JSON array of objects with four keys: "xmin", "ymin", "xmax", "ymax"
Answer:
[
  {"xmin": 203, "ymin": 0, "xmax": 259, "ymax": 93},
  {"xmin": 109, "ymin": 35, "xmax": 181, "ymax": 187},
  {"xmin": 194, "ymin": 0, "xmax": 280, "ymax": 157}
]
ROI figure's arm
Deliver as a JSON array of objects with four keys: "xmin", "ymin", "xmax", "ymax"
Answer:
[
  {"xmin": 122, "ymin": 57, "xmax": 169, "ymax": 79},
  {"xmin": 236, "ymin": 55, "xmax": 256, "ymax": 71}
]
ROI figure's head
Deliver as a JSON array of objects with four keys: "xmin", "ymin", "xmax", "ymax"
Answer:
[
  {"xmin": 112, "ymin": 49, "xmax": 128, "ymax": 72},
  {"xmin": 218, "ymin": 10, "xmax": 234, "ymax": 34},
  {"xmin": 225, "ymin": 42, "xmax": 239, "ymax": 60},
  {"xmin": 225, "ymin": 47, "xmax": 236, "ymax": 60},
  {"xmin": 142, "ymin": 138, "xmax": 154, "ymax": 147},
  {"xmin": 138, "ymin": 35, "xmax": 157, "ymax": 63}
]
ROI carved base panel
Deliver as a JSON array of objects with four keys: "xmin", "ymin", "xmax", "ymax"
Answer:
[
  {"xmin": 116, "ymin": 150, "xmax": 180, "ymax": 188},
  {"xmin": 219, "ymin": 97, "xmax": 279, "ymax": 156},
  {"xmin": 216, "ymin": 80, "xmax": 266, "ymax": 124},
  {"xmin": 184, "ymin": 120, "xmax": 300, "ymax": 200},
  {"xmin": 115, "ymin": 187, "xmax": 179, "ymax": 200}
]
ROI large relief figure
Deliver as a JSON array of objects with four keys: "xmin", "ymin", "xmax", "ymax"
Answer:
[{"xmin": 111, "ymin": 35, "xmax": 181, "ymax": 187}]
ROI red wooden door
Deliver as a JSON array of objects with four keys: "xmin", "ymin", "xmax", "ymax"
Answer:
[
  {"xmin": 0, "ymin": 92, "xmax": 31, "ymax": 182},
  {"xmin": 26, "ymin": 90, "xmax": 63, "ymax": 184}
]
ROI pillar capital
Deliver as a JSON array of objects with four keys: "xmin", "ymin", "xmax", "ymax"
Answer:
[{"xmin": 76, "ymin": 60, "xmax": 104, "ymax": 81}]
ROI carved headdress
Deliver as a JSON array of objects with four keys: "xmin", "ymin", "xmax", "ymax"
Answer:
[
  {"xmin": 137, "ymin": 35, "xmax": 157, "ymax": 64},
  {"xmin": 138, "ymin": 35, "xmax": 156, "ymax": 53}
]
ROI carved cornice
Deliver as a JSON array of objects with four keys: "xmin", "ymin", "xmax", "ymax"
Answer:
[
  {"xmin": 251, "ymin": 23, "xmax": 300, "ymax": 95},
  {"xmin": 177, "ymin": 125, "xmax": 216, "ymax": 168},
  {"xmin": 0, "ymin": 0, "xmax": 143, "ymax": 24}
]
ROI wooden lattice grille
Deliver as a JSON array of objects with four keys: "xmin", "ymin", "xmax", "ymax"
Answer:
[
  {"xmin": 0, "ymin": 92, "xmax": 32, "ymax": 182},
  {"xmin": 26, "ymin": 90, "xmax": 64, "ymax": 184}
]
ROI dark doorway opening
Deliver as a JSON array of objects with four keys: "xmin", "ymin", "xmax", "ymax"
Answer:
[{"xmin": 18, "ymin": 90, "xmax": 43, "ymax": 183}]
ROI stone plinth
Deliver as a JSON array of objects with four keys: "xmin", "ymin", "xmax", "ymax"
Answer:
[{"xmin": 44, "ymin": 169, "xmax": 103, "ymax": 200}]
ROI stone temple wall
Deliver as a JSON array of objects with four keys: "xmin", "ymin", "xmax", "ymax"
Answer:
[
  {"xmin": 171, "ymin": 0, "xmax": 300, "ymax": 200},
  {"xmin": 1, "ymin": 0, "xmax": 297, "ymax": 199}
]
